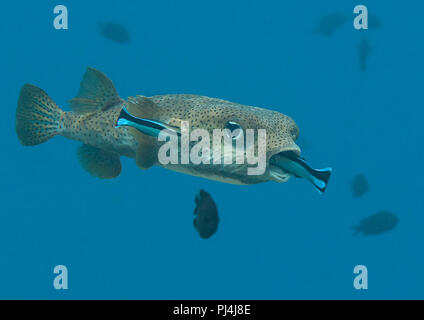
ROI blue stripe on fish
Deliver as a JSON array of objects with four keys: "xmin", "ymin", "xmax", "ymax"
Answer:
[
  {"xmin": 115, "ymin": 106, "xmax": 180, "ymax": 137},
  {"xmin": 275, "ymin": 151, "xmax": 332, "ymax": 194}
]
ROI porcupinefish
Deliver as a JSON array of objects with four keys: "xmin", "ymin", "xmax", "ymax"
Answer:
[{"xmin": 15, "ymin": 67, "xmax": 331, "ymax": 192}]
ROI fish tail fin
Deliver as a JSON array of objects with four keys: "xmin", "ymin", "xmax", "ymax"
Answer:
[
  {"xmin": 311, "ymin": 167, "xmax": 332, "ymax": 194},
  {"xmin": 16, "ymin": 84, "xmax": 64, "ymax": 146}
]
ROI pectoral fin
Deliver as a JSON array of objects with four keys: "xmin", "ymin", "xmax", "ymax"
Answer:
[
  {"xmin": 77, "ymin": 144, "xmax": 122, "ymax": 179},
  {"xmin": 126, "ymin": 95, "xmax": 158, "ymax": 119},
  {"xmin": 133, "ymin": 131, "xmax": 158, "ymax": 170}
]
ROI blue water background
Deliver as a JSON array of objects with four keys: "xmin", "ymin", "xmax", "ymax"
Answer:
[{"xmin": 1, "ymin": 0, "xmax": 423, "ymax": 299}]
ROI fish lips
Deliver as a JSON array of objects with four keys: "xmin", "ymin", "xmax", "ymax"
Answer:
[{"xmin": 267, "ymin": 146, "xmax": 301, "ymax": 182}]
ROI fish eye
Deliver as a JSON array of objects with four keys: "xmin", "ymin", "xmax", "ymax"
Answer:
[{"xmin": 224, "ymin": 121, "xmax": 243, "ymax": 140}]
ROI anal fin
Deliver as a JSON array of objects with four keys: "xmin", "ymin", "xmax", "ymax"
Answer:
[{"xmin": 77, "ymin": 144, "xmax": 122, "ymax": 179}]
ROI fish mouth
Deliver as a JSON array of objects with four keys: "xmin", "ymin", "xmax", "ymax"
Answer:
[{"xmin": 268, "ymin": 146, "xmax": 301, "ymax": 183}]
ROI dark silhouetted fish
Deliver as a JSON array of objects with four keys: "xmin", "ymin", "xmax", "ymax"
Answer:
[
  {"xmin": 354, "ymin": 211, "xmax": 399, "ymax": 235},
  {"xmin": 314, "ymin": 13, "xmax": 348, "ymax": 36},
  {"xmin": 98, "ymin": 22, "xmax": 131, "ymax": 43},
  {"xmin": 193, "ymin": 190, "xmax": 219, "ymax": 239},
  {"xmin": 357, "ymin": 37, "xmax": 372, "ymax": 72},
  {"xmin": 351, "ymin": 173, "xmax": 369, "ymax": 197}
]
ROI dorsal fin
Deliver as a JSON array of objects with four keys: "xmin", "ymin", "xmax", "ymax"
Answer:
[{"xmin": 69, "ymin": 67, "xmax": 122, "ymax": 113}]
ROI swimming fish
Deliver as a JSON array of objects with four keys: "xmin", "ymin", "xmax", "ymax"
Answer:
[
  {"xmin": 357, "ymin": 37, "xmax": 372, "ymax": 72},
  {"xmin": 351, "ymin": 173, "xmax": 369, "ymax": 197},
  {"xmin": 269, "ymin": 151, "xmax": 331, "ymax": 194},
  {"xmin": 354, "ymin": 211, "xmax": 399, "ymax": 235},
  {"xmin": 15, "ymin": 67, "xmax": 332, "ymax": 192},
  {"xmin": 193, "ymin": 190, "xmax": 219, "ymax": 239},
  {"xmin": 98, "ymin": 22, "xmax": 131, "ymax": 44},
  {"xmin": 314, "ymin": 13, "xmax": 348, "ymax": 36}
]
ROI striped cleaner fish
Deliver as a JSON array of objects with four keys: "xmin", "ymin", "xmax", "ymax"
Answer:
[{"xmin": 15, "ymin": 67, "xmax": 331, "ymax": 192}]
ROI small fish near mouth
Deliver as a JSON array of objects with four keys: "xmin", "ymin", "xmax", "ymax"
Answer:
[{"xmin": 269, "ymin": 151, "xmax": 332, "ymax": 194}]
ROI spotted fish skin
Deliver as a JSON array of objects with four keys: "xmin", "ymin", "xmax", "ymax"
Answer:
[
  {"xmin": 16, "ymin": 67, "xmax": 305, "ymax": 184},
  {"xmin": 150, "ymin": 94, "xmax": 299, "ymax": 155},
  {"xmin": 60, "ymin": 105, "xmax": 137, "ymax": 158}
]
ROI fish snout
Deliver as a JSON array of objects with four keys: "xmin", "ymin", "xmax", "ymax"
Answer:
[
  {"xmin": 268, "ymin": 142, "xmax": 301, "ymax": 161},
  {"xmin": 284, "ymin": 142, "xmax": 301, "ymax": 156}
]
